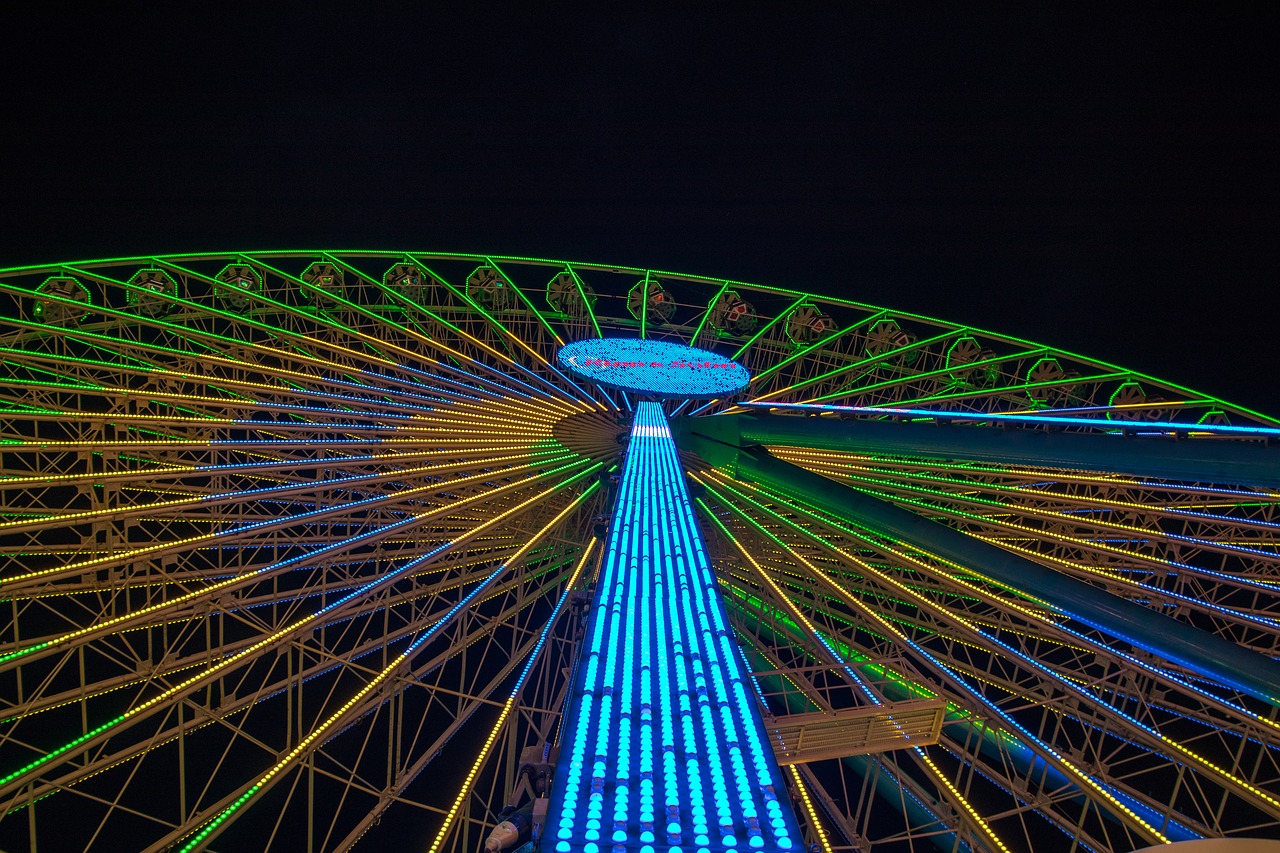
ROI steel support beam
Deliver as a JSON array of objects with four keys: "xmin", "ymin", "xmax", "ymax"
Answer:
[{"xmin": 674, "ymin": 421, "xmax": 1280, "ymax": 708}]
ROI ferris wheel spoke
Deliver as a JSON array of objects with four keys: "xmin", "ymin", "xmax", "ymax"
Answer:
[
  {"xmin": 325, "ymin": 654, "xmax": 543, "ymax": 851},
  {"xmin": 861, "ymin": 751, "xmax": 975, "ymax": 849},
  {"xmin": 4, "ymin": 556, "xmax": 593, "ymax": 848},
  {"xmin": 326, "ymin": 255, "xmax": 601, "ymax": 410},
  {"xmin": 0, "ymin": 545, "xmax": 531, "ymax": 725},
  {"xmin": 695, "ymin": 488, "xmax": 898, "ymax": 708},
  {"xmin": 0, "ymin": 324, "xmax": 469, "ymax": 405},
  {"xmin": 474, "ymin": 260, "xmax": 612, "ymax": 408},
  {"xmin": 0, "ymin": 408, "xmax": 528, "ymax": 444},
  {"xmin": 696, "ymin": 408, "xmax": 1280, "ymax": 490},
  {"xmin": 0, "ymin": 466, "xmax": 593, "ymax": 717},
  {"xmin": 680, "ymin": 434, "xmax": 1280, "ymax": 707},
  {"xmin": 788, "ymin": 562, "xmax": 1273, "ymax": 830},
  {"xmin": 928, "ymin": 732, "xmax": 1150, "ymax": 852},
  {"xmin": 0, "ymin": 473, "xmax": 601, "ymax": 809},
  {"xmin": 809, "ymin": 358, "xmax": 1101, "ymax": 410},
  {"xmin": 909, "ymin": 744, "xmax": 1016, "ymax": 853},
  {"xmin": 424, "ymin": 539, "xmax": 598, "ymax": 853},
  {"xmin": 0, "ymin": 372, "xmax": 444, "ymax": 426},
  {"xmin": 708, "ymin": 466, "xmax": 1280, "ymax": 786},
  {"xmin": 562, "ymin": 264, "xmax": 604, "ymax": 340},
  {"xmin": 701, "ymin": 494, "xmax": 1049, "ymax": 847},
  {"xmin": 370, "ymin": 555, "xmax": 592, "ymax": 844},
  {"xmin": 0, "ymin": 445, "xmax": 554, "ymax": 509},
  {"xmin": 772, "ymin": 450, "xmax": 1280, "ymax": 592},
  {"xmin": 2, "ymin": 589, "xmax": 424, "ymax": 808},
  {"xmin": 243, "ymin": 254, "xmax": 592, "ymax": 413},
  {"xmin": 787, "ymin": 449, "xmax": 1280, "ymax": 570},
  {"xmin": 0, "ymin": 443, "xmax": 572, "ymax": 547},
  {"xmin": 164, "ymin": 482, "xmax": 598, "ymax": 852},
  {"xmin": 964, "ymin": 625, "xmax": 1280, "ymax": 819},
  {"xmin": 741, "ymin": 328, "xmax": 962, "ymax": 409},
  {"xmin": 699, "ymin": 475, "xmax": 1280, "ymax": 816},
  {"xmin": 776, "ymin": 447, "xmax": 1280, "ymax": 538},
  {"xmin": 0, "ymin": 344, "xmax": 541, "ymax": 425},
  {"xmin": 782, "ymin": 765, "xmax": 834, "ymax": 853},
  {"xmin": 104, "ymin": 260, "xmax": 582, "ymax": 414},
  {"xmin": 50, "ymin": 264, "xmax": 380, "ymax": 368},
  {"xmin": 40, "ymin": 553, "xmax": 574, "ymax": 852},
  {"xmin": 0, "ymin": 321, "xmax": 577, "ymax": 429},
  {"xmin": 710, "ymin": 467, "xmax": 1274, "ymax": 710},
  {"xmin": 739, "ymin": 310, "xmax": 884, "ymax": 398},
  {"xmin": 728, "ymin": 295, "xmax": 810, "ymax": 366},
  {"xmin": 786, "ymin": 454, "xmax": 1280, "ymax": 604},
  {"xmin": 0, "ymin": 450, "xmax": 591, "ymax": 594},
  {"xmin": 737, "ymin": 604, "xmax": 1034, "ymax": 845},
  {"xmin": 167, "ymin": 258, "xmax": 441, "ymax": 370},
  {"xmin": 780, "ymin": 454, "xmax": 1280, "ymax": 648},
  {"xmin": 434, "ymin": 257, "xmax": 606, "ymax": 408},
  {"xmin": 752, "ymin": 582, "xmax": 1181, "ymax": 846},
  {"xmin": 700, "ymin": 476, "xmax": 968, "ymax": 675},
  {"xmin": 481, "ymin": 258, "xmax": 566, "ymax": 346},
  {"xmin": 894, "ymin": 605, "xmax": 1280, "ymax": 824},
  {"xmin": 0, "ymin": 541, "xmax": 531, "ymax": 728},
  {"xmin": 324, "ymin": 532, "xmax": 590, "ymax": 853},
  {"xmin": 284, "ymin": 553, "xmax": 582, "ymax": 853},
  {"xmin": 734, "ymin": 615, "xmax": 1063, "ymax": 851}
]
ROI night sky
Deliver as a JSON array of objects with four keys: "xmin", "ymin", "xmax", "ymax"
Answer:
[{"xmin": 3, "ymin": 5, "xmax": 1277, "ymax": 414}]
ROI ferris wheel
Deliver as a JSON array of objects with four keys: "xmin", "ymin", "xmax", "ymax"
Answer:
[{"xmin": 0, "ymin": 251, "xmax": 1276, "ymax": 853}]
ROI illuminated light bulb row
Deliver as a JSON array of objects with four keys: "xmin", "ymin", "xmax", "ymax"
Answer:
[
  {"xmin": 817, "ymin": 575, "xmax": 1175, "ymax": 849},
  {"xmin": 0, "ymin": 375, "xmax": 447, "ymax": 418},
  {"xmin": 425, "ymin": 542, "xmax": 600, "ymax": 853},
  {"xmin": 175, "ymin": 481, "xmax": 605, "ymax": 853},
  {"xmin": 548, "ymin": 402, "xmax": 803, "ymax": 853},
  {"xmin": 814, "ymin": 466, "xmax": 1280, "ymax": 626},
  {"xmin": 821, "ymin": 461, "xmax": 1280, "ymax": 571},
  {"xmin": 397, "ymin": 357, "xmax": 563, "ymax": 410},
  {"xmin": 781, "ymin": 446, "xmax": 1280, "ymax": 535},
  {"xmin": 0, "ymin": 537, "xmax": 455, "ymax": 788},
  {"xmin": 974, "ymin": 624, "xmax": 1280, "ymax": 810},
  {"xmin": 2, "ymin": 453, "xmax": 587, "ymax": 588},
  {"xmin": 727, "ymin": 545, "xmax": 1213, "ymax": 835},
  {"xmin": 2, "ymin": 470, "xmax": 602, "ymax": 798}
]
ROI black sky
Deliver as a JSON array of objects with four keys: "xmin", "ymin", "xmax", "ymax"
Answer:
[{"xmin": 3, "ymin": 5, "xmax": 1277, "ymax": 414}]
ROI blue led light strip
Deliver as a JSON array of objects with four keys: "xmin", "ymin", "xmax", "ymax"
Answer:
[{"xmin": 547, "ymin": 402, "xmax": 803, "ymax": 853}]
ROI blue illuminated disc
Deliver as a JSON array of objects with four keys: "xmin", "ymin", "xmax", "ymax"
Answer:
[{"xmin": 557, "ymin": 338, "xmax": 751, "ymax": 399}]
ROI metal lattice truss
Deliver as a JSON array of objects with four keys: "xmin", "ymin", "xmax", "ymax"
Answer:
[{"xmin": 0, "ymin": 251, "xmax": 1274, "ymax": 852}]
